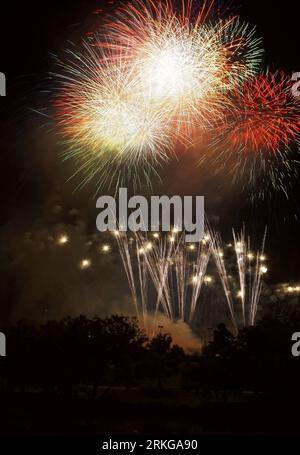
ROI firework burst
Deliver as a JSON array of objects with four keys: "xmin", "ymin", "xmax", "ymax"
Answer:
[
  {"xmin": 53, "ymin": 43, "xmax": 176, "ymax": 192},
  {"xmin": 52, "ymin": 0, "xmax": 266, "ymax": 192},
  {"xmin": 103, "ymin": 1, "xmax": 263, "ymax": 134},
  {"xmin": 203, "ymin": 72, "xmax": 300, "ymax": 198},
  {"xmin": 216, "ymin": 17, "xmax": 263, "ymax": 88}
]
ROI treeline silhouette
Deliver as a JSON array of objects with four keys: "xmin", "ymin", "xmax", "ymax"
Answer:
[
  {"xmin": 1, "ymin": 315, "xmax": 185, "ymax": 395},
  {"xmin": 0, "ymin": 300, "xmax": 300, "ymax": 435},
  {"xmin": 0, "ymin": 309, "xmax": 300, "ymax": 395}
]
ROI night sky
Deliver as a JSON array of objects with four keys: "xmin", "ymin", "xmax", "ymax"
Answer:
[{"xmin": 1, "ymin": 0, "xmax": 300, "ymax": 325}]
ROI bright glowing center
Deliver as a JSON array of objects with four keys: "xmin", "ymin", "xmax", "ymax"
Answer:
[{"xmin": 142, "ymin": 40, "xmax": 196, "ymax": 100}]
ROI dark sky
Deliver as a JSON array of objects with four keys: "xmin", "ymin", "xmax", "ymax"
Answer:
[{"xmin": 0, "ymin": 0, "xmax": 300, "ymax": 324}]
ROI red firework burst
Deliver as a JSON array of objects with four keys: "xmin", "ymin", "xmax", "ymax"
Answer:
[{"xmin": 220, "ymin": 72, "xmax": 300, "ymax": 154}]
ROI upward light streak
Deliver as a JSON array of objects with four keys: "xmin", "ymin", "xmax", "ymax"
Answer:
[
  {"xmin": 114, "ymin": 227, "xmax": 267, "ymax": 330},
  {"xmin": 114, "ymin": 230, "xmax": 211, "ymax": 327}
]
